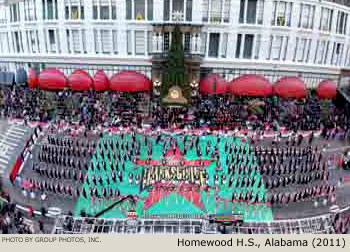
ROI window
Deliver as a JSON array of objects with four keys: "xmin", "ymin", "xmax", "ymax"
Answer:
[
  {"xmin": 314, "ymin": 40, "xmax": 329, "ymax": 64},
  {"xmin": 147, "ymin": 31, "xmax": 152, "ymax": 55},
  {"xmin": 26, "ymin": 30, "xmax": 39, "ymax": 53},
  {"xmin": 200, "ymin": 33, "xmax": 207, "ymax": 55},
  {"xmin": 0, "ymin": 32, "xmax": 9, "ymax": 54},
  {"xmin": 112, "ymin": 30, "xmax": 118, "ymax": 54},
  {"xmin": 220, "ymin": 33, "xmax": 228, "ymax": 58},
  {"xmin": 94, "ymin": 29, "xmax": 112, "ymax": 54},
  {"xmin": 184, "ymin": 33, "xmax": 191, "ymax": 52},
  {"xmin": 298, "ymin": 3, "xmax": 315, "ymax": 29},
  {"xmin": 236, "ymin": 34, "xmax": 242, "ymax": 58},
  {"xmin": 24, "ymin": 0, "xmax": 37, "ymax": 21},
  {"xmin": 268, "ymin": 35, "xmax": 288, "ymax": 60},
  {"xmin": 135, "ymin": 31, "xmax": 145, "ymax": 55},
  {"xmin": 126, "ymin": 0, "xmax": 153, "ymax": 21},
  {"xmin": 42, "ymin": 0, "xmax": 58, "ymax": 20},
  {"xmin": 202, "ymin": 0, "xmax": 230, "ymax": 23},
  {"xmin": 93, "ymin": 0, "xmax": 117, "ymax": 20},
  {"xmin": 164, "ymin": 0, "xmax": 192, "ymax": 21},
  {"xmin": 236, "ymin": 34, "xmax": 260, "ymax": 59},
  {"xmin": 271, "ymin": 1, "xmax": 293, "ymax": 27},
  {"xmin": 0, "ymin": 7, "xmax": 7, "ymax": 24},
  {"xmin": 331, "ymin": 42, "xmax": 344, "ymax": 65},
  {"xmin": 239, "ymin": 0, "xmax": 264, "ymax": 24},
  {"xmin": 12, "ymin": 31, "xmax": 22, "ymax": 53},
  {"xmin": 319, "ymin": 7, "xmax": 333, "ymax": 32},
  {"xmin": 10, "ymin": 3, "xmax": 20, "ymax": 22},
  {"xmin": 67, "ymin": 29, "xmax": 83, "ymax": 53},
  {"xmin": 336, "ymin": 11, "xmax": 348, "ymax": 34},
  {"xmin": 208, "ymin": 33, "xmax": 220, "ymax": 57},
  {"xmin": 47, "ymin": 29, "xmax": 58, "ymax": 53},
  {"xmin": 65, "ymin": 0, "xmax": 84, "ymax": 20},
  {"xmin": 254, "ymin": 34, "xmax": 261, "ymax": 59},
  {"xmin": 163, "ymin": 32, "xmax": 169, "ymax": 52},
  {"xmin": 243, "ymin": 34, "xmax": 254, "ymax": 59},
  {"xmin": 101, "ymin": 30, "xmax": 112, "ymax": 54},
  {"xmin": 93, "ymin": 29, "xmax": 100, "ymax": 53},
  {"xmin": 293, "ymin": 38, "xmax": 311, "ymax": 62},
  {"xmin": 127, "ymin": 30, "xmax": 133, "ymax": 55}
]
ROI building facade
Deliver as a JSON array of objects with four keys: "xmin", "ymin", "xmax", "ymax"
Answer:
[{"xmin": 1, "ymin": 0, "xmax": 350, "ymax": 87}]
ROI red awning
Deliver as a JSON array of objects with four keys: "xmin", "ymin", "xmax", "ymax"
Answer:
[
  {"xmin": 317, "ymin": 80, "xmax": 337, "ymax": 100},
  {"xmin": 93, "ymin": 70, "xmax": 109, "ymax": 91},
  {"xmin": 110, "ymin": 71, "xmax": 152, "ymax": 92},
  {"xmin": 273, "ymin": 77, "xmax": 307, "ymax": 99},
  {"xmin": 38, "ymin": 68, "xmax": 67, "ymax": 90},
  {"xmin": 28, "ymin": 68, "xmax": 39, "ymax": 89},
  {"xmin": 200, "ymin": 74, "xmax": 228, "ymax": 94},
  {"xmin": 231, "ymin": 74, "xmax": 272, "ymax": 96},
  {"xmin": 68, "ymin": 69, "xmax": 93, "ymax": 91}
]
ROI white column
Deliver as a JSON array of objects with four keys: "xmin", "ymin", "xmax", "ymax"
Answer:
[
  {"xmin": 243, "ymin": 0, "xmax": 248, "ymax": 24},
  {"xmin": 79, "ymin": 0, "xmax": 82, "ymax": 19},
  {"xmin": 45, "ymin": 0, "xmax": 48, "ymax": 19},
  {"xmin": 69, "ymin": 29, "xmax": 74, "ymax": 53},
  {"xmin": 119, "ymin": 28, "xmax": 128, "ymax": 57},
  {"xmin": 79, "ymin": 29, "xmax": 84, "ymax": 54},
  {"xmin": 132, "ymin": 30, "xmax": 135, "ymax": 55},
  {"xmin": 145, "ymin": 0, "xmax": 148, "ymax": 20},
  {"xmin": 68, "ymin": 0, "xmax": 72, "ymax": 19},
  {"xmin": 109, "ymin": 0, "xmax": 113, "ymax": 19},
  {"xmin": 226, "ymin": 32, "xmax": 236, "ymax": 59},
  {"xmin": 18, "ymin": 1, "xmax": 27, "ymax": 54},
  {"xmin": 239, "ymin": 34, "xmax": 245, "ymax": 59},
  {"xmin": 145, "ymin": 30, "xmax": 149, "ymax": 56},
  {"xmin": 218, "ymin": 32, "xmax": 223, "ymax": 58},
  {"xmin": 207, "ymin": 0, "xmax": 211, "ymax": 23},
  {"xmin": 132, "ymin": 0, "xmax": 135, "ymax": 20},
  {"xmin": 84, "ymin": 0, "xmax": 94, "ymax": 54},
  {"xmin": 56, "ymin": 0, "xmax": 68, "ymax": 54},
  {"xmin": 99, "ymin": 29, "xmax": 103, "ymax": 53},
  {"xmin": 53, "ymin": 0, "xmax": 57, "ymax": 19},
  {"xmin": 169, "ymin": 0, "xmax": 173, "ymax": 21},
  {"xmin": 264, "ymin": 0, "xmax": 273, "ymax": 26},
  {"xmin": 183, "ymin": 0, "xmax": 187, "ymax": 21},
  {"xmin": 153, "ymin": 0, "xmax": 163, "ymax": 22},
  {"xmin": 192, "ymin": 0, "xmax": 202, "ymax": 23},
  {"xmin": 205, "ymin": 32, "xmax": 209, "ymax": 57},
  {"xmin": 45, "ymin": 29, "xmax": 50, "ymax": 52},
  {"xmin": 230, "ymin": 0, "xmax": 240, "ymax": 26},
  {"xmin": 252, "ymin": 35, "xmax": 257, "ymax": 60},
  {"xmin": 97, "ymin": 0, "xmax": 100, "ymax": 19},
  {"xmin": 152, "ymin": 32, "xmax": 157, "ymax": 53},
  {"xmin": 191, "ymin": 33, "xmax": 196, "ymax": 54},
  {"xmin": 55, "ymin": 28, "xmax": 60, "ymax": 53},
  {"xmin": 17, "ymin": 3, "xmax": 20, "ymax": 22},
  {"xmin": 262, "ymin": 34, "xmax": 271, "ymax": 60}
]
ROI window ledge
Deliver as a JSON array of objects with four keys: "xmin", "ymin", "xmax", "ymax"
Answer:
[
  {"xmin": 238, "ymin": 23, "xmax": 264, "ymax": 27},
  {"xmin": 64, "ymin": 20, "xmax": 85, "ymax": 25},
  {"xmin": 296, "ymin": 27, "xmax": 314, "ymax": 33},
  {"xmin": 91, "ymin": 20, "xmax": 117, "ymax": 24}
]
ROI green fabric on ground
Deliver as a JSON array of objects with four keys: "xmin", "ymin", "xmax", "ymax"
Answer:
[{"xmin": 74, "ymin": 133, "xmax": 273, "ymax": 222}]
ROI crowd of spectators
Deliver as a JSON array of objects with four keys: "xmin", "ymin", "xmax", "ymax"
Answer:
[{"xmin": 1, "ymin": 86, "xmax": 350, "ymax": 135}]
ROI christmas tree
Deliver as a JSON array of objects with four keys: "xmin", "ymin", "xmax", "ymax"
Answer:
[{"xmin": 161, "ymin": 25, "xmax": 190, "ymax": 105}]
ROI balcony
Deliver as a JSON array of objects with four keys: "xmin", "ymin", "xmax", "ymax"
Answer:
[
  {"xmin": 164, "ymin": 10, "xmax": 193, "ymax": 23},
  {"xmin": 152, "ymin": 51, "xmax": 203, "ymax": 60}
]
